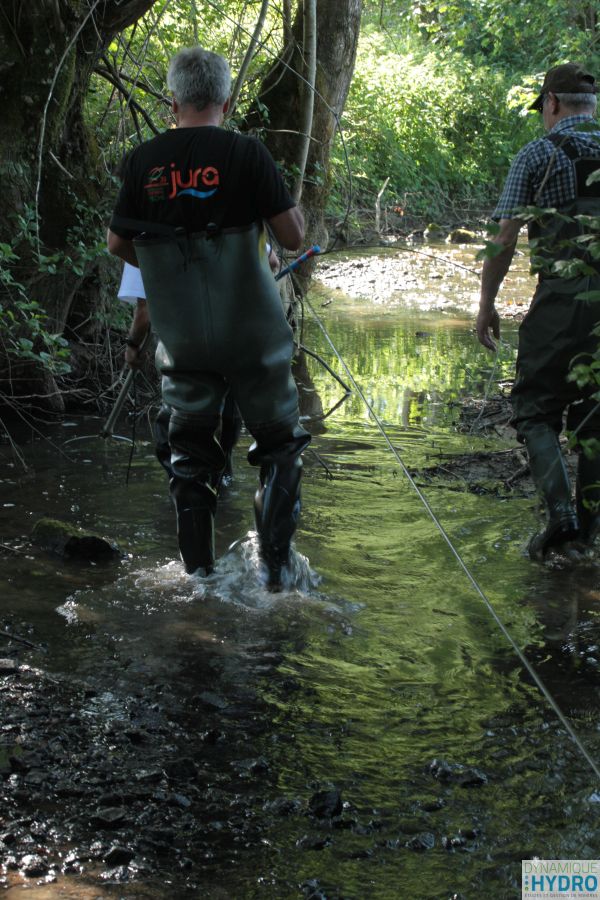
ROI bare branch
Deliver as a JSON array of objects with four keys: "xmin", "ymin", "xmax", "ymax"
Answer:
[
  {"xmin": 292, "ymin": 0, "xmax": 316, "ymax": 202},
  {"xmin": 228, "ymin": 0, "xmax": 270, "ymax": 116},
  {"xmin": 95, "ymin": 63, "xmax": 162, "ymax": 134}
]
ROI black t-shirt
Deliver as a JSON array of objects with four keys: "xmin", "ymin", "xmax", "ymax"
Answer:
[{"xmin": 109, "ymin": 127, "xmax": 295, "ymax": 239}]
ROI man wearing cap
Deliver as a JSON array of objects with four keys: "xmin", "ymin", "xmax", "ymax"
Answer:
[{"xmin": 476, "ymin": 63, "xmax": 600, "ymax": 559}]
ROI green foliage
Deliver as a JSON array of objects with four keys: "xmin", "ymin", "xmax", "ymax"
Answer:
[
  {"xmin": 366, "ymin": 0, "xmax": 600, "ymax": 71},
  {"xmin": 0, "ymin": 264, "xmax": 72, "ymax": 377},
  {"xmin": 330, "ymin": 32, "xmax": 538, "ymax": 220}
]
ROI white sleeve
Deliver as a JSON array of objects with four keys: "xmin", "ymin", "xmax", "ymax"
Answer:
[{"xmin": 117, "ymin": 263, "xmax": 146, "ymax": 305}]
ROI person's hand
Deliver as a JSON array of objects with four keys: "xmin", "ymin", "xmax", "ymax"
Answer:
[
  {"xmin": 268, "ymin": 247, "xmax": 279, "ymax": 274},
  {"xmin": 125, "ymin": 343, "xmax": 144, "ymax": 369},
  {"xmin": 476, "ymin": 307, "xmax": 500, "ymax": 351}
]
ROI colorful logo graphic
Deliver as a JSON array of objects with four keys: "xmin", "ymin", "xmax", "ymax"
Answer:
[{"xmin": 143, "ymin": 163, "xmax": 220, "ymax": 202}]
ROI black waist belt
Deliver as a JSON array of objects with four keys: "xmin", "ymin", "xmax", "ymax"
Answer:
[{"xmin": 110, "ymin": 214, "xmax": 257, "ymax": 241}]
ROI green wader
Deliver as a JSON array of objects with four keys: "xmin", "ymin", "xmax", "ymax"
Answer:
[
  {"xmin": 134, "ymin": 222, "xmax": 310, "ymax": 585},
  {"xmin": 512, "ymin": 146, "xmax": 600, "ymax": 554},
  {"xmin": 512, "ymin": 276, "xmax": 600, "ymax": 556}
]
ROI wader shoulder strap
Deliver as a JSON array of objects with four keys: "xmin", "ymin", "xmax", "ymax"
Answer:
[
  {"xmin": 546, "ymin": 132, "xmax": 579, "ymax": 161},
  {"xmin": 545, "ymin": 132, "xmax": 600, "ymax": 199},
  {"xmin": 533, "ymin": 134, "xmax": 573, "ymax": 206}
]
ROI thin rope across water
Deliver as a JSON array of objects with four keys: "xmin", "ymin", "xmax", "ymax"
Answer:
[{"xmin": 304, "ymin": 294, "xmax": 600, "ymax": 785}]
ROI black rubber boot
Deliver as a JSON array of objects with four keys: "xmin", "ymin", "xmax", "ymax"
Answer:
[
  {"xmin": 576, "ymin": 451, "xmax": 600, "ymax": 546},
  {"xmin": 525, "ymin": 424, "xmax": 579, "ymax": 559},
  {"xmin": 170, "ymin": 478, "xmax": 217, "ymax": 576},
  {"xmin": 254, "ymin": 458, "xmax": 303, "ymax": 591}
]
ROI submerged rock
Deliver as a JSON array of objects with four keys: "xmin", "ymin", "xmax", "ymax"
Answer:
[
  {"xmin": 428, "ymin": 758, "xmax": 488, "ymax": 787},
  {"xmin": 405, "ymin": 832, "xmax": 435, "ymax": 852},
  {"xmin": 31, "ymin": 518, "xmax": 121, "ymax": 561},
  {"xmin": 308, "ymin": 789, "xmax": 343, "ymax": 819},
  {"xmin": 91, "ymin": 806, "xmax": 128, "ymax": 828},
  {"xmin": 20, "ymin": 853, "xmax": 49, "ymax": 877},
  {"xmin": 448, "ymin": 228, "xmax": 477, "ymax": 244},
  {"xmin": 0, "ymin": 659, "xmax": 18, "ymax": 675},
  {"xmin": 104, "ymin": 845, "xmax": 135, "ymax": 865}
]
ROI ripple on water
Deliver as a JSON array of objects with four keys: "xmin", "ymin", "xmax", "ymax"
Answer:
[{"xmin": 129, "ymin": 531, "xmax": 324, "ymax": 612}]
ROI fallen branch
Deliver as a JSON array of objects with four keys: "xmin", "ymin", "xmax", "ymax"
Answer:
[{"xmin": 0, "ymin": 630, "xmax": 39, "ymax": 650}]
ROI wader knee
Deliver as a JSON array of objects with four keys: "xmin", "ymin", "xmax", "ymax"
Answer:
[
  {"xmin": 168, "ymin": 412, "xmax": 224, "ymax": 576},
  {"xmin": 249, "ymin": 425, "xmax": 310, "ymax": 590}
]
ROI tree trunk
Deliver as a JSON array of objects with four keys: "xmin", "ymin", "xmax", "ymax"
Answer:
[
  {"xmin": 0, "ymin": 0, "xmax": 156, "ymax": 410},
  {"xmin": 249, "ymin": 0, "xmax": 362, "ymax": 249}
]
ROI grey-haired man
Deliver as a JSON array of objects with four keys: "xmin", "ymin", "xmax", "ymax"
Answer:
[
  {"xmin": 107, "ymin": 47, "xmax": 310, "ymax": 589},
  {"xmin": 476, "ymin": 63, "xmax": 600, "ymax": 559}
]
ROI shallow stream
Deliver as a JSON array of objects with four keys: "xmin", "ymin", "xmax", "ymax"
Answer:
[{"xmin": 1, "ymin": 244, "xmax": 600, "ymax": 898}]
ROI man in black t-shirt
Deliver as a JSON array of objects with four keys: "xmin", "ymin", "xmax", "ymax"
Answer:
[{"xmin": 107, "ymin": 47, "xmax": 310, "ymax": 590}]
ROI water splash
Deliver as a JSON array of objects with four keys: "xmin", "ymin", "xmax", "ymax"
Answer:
[{"xmin": 206, "ymin": 531, "xmax": 322, "ymax": 609}]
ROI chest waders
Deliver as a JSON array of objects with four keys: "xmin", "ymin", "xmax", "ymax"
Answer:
[
  {"xmin": 517, "ymin": 134, "xmax": 600, "ymax": 556},
  {"xmin": 133, "ymin": 222, "xmax": 311, "ymax": 586}
]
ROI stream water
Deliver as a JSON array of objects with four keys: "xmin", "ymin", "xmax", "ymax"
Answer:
[{"xmin": 1, "ymin": 246, "xmax": 600, "ymax": 898}]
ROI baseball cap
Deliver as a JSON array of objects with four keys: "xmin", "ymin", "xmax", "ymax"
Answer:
[{"xmin": 529, "ymin": 62, "xmax": 597, "ymax": 111}]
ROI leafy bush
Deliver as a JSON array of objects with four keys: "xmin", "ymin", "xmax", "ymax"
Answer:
[{"xmin": 330, "ymin": 31, "xmax": 540, "ymax": 222}]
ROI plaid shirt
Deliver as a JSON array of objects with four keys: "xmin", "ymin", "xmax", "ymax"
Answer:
[{"xmin": 493, "ymin": 115, "xmax": 600, "ymax": 220}]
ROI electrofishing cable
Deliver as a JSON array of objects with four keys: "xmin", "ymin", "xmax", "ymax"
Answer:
[{"xmin": 303, "ymin": 293, "xmax": 600, "ymax": 784}]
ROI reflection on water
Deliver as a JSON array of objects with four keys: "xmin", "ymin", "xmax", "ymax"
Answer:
[{"xmin": 1, "ymin": 255, "xmax": 600, "ymax": 897}]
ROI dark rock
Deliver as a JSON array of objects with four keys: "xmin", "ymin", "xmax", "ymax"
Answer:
[
  {"xmin": 197, "ymin": 691, "xmax": 229, "ymax": 710},
  {"xmin": 135, "ymin": 768, "xmax": 164, "ymax": 784},
  {"xmin": 31, "ymin": 518, "xmax": 121, "ymax": 561},
  {"xmin": 91, "ymin": 807, "xmax": 128, "ymax": 828},
  {"xmin": 428, "ymin": 758, "xmax": 488, "ymax": 787},
  {"xmin": 348, "ymin": 848, "xmax": 374, "ymax": 859},
  {"xmin": 232, "ymin": 757, "xmax": 270, "ymax": 775},
  {"xmin": 405, "ymin": 832, "xmax": 435, "ymax": 852},
  {"xmin": 0, "ymin": 659, "xmax": 18, "ymax": 675},
  {"xmin": 263, "ymin": 797, "xmax": 302, "ymax": 816},
  {"xmin": 448, "ymin": 228, "xmax": 477, "ymax": 244},
  {"xmin": 100, "ymin": 865, "xmax": 130, "ymax": 882},
  {"xmin": 20, "ymin": 853, "xmax": 49, "ymax": 876},
  {"xmin": 163, "ymin": 757, "xmax": 197, "ymax": 780},
  {"xmin": 442, "ymin": 834, "xmax": 467, "ymax": 851},
  {"xmin": 297, "ymin": 833, "xmax": 333, "ymax": 851},
  {"xmin": 104, "ymin": 845, "xmax": 135, "ymax": 865},
  {"xmin": 308, "ymin": 789, "xmax": 343, "ymax": 819},
  {"xmin": 332, "ymin": 816, "xmax": 357, "ymax": 830},
  {"xmin": 200, "ymin": 728, "xmax": 226, "ymax": 744},
  {"xmin": 301, "ymin": 878, "xmax": 329, "ymax": 899},
  {"xmin": 171, "ymin": 793, "xmax": 192, "ymax": 809}
]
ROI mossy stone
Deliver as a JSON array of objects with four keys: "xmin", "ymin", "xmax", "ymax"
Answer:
[{"xmin": 31, "ymin": 518, "xmax": 121, "ymax": 561}]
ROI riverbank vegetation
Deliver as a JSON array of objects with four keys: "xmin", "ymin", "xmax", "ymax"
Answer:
[{"xmin": 0, "ymin": 0, "xmax": 598, "ymax": 420}]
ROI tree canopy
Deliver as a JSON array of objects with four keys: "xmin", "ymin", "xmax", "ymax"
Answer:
[{"xmin": 0, "ymin": 0, "xmax": 598, "ymax": 414}]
